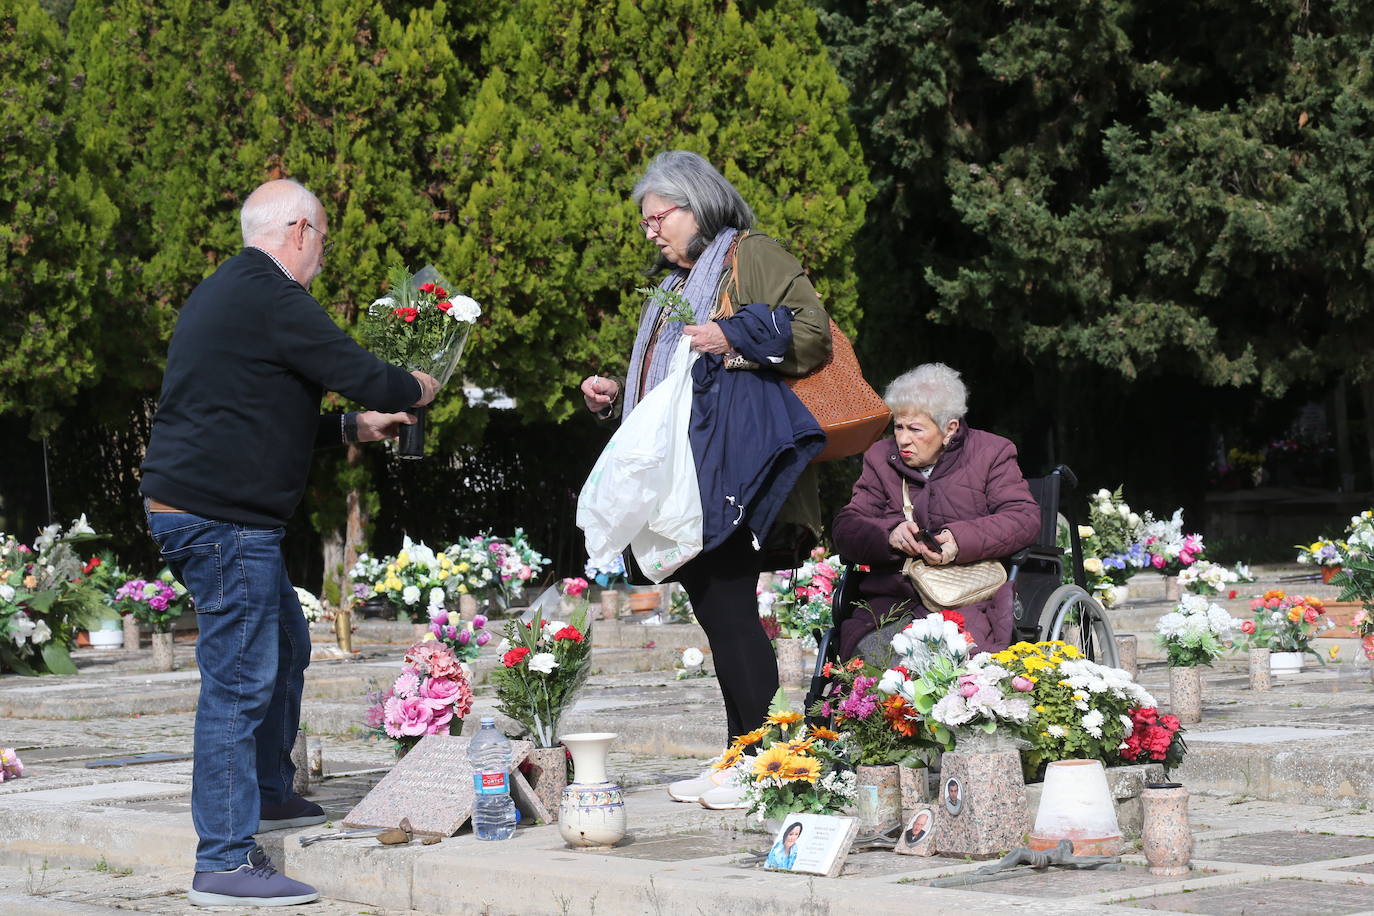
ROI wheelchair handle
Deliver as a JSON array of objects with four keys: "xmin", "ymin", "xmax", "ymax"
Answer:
[{"xmin": 1054, "ymin": 464, "xmax": 1078, "ymax": 491}]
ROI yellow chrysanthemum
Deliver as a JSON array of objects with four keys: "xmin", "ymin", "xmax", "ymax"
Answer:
[
  {"xmin": 767, "ymin": 711, "xmax": 804, "ymax": 727},
  {"xmin": 457, "ymin": 562, "xmax": 470, "ymax": 573},
  {"xmin": 457, "ymin": 585, "xmax": 468, "ymax": 594},
  {"xmin": 808, "ymin": 726, "xmax": 841, "ymax": 741},
  {"xmin": 752, "ymin": 744, "xmax": 794, "ymax": 780},
  {"xmin": 780, "ymin": 755, "xmax": 821, "ymax": 783},
  {"xmin": 712, "ymin": 747, "xmax": 744, "ymax": 771},
  {"xmin": 1061, "ymin": 645, "xmax": 1082, "ymax": 659},
  {"xmin": 373, "ymin": 582, "xmax": 386, "ymax": 594},
  {"xmin": 735, "ymin": 727, "xmax": 769, "ymax": 748},
  {"xmin": 1035, "ymin": 705, "xmax": 1047, "ymax": 714}
]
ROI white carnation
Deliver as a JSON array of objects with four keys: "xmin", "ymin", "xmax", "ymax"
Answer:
[
  {"xmin": 448, "ymin": 295, "xmax": 481, "ymax": 322},
  {"xmin": 682, "ymin": 647, "xmax": 704, "ymax": 667},
  {"xmin": 528, "ymin": 652, "xmax": 558, "ymax": 674}
]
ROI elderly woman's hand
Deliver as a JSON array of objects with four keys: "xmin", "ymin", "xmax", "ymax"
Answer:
[
  {"xmin": 888, "ymin": 520, "xmax": 925, "ymax": 557},
  {"xmin": 913, "ymin": 529, "xmax": 960, "ymax": 566},
  {"xmin": 684, "ymin": 322, "xmax": 731, "ymax": 354}
]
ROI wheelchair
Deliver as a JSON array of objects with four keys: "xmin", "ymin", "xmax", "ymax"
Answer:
[{"xmin": 804, "ymin": 465, "xmax": 1118, "ymax": 711}]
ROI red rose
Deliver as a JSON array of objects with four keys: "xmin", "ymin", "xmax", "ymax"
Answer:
[
  {"xmin": 83, "ymin": 557, "xmax": 101, "ymax": 574},
  {"xmin": 1228, "ymin": 590, "xmax": 1238, "ymax": 599},
  {"xmin": 502, "ymin": 647, "xmax": 531, "ymax": 667},
  {"xmin": 436, "ymin": 300, "xmax": 452, "ymax": 312},
  {"xmin": 553, "ymin": 626, "xmax": 583, "ymax": 643},
  {"xmin": 1240, "ymin": 620, "xmax": 1256, "ymax": 634}
]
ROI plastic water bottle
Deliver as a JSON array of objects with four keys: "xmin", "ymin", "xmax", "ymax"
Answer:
[{"xmin": 468, "ymin": 716, "xmax": 516, "ymax": 840}]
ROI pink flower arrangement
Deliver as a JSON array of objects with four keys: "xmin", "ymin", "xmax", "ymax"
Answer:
[
  {"xmin": 0, "ymin": 747, "xmax": 23, "ymax": 781},
  {"xmin": 365, "ymin": 641, "xmax": 473, "ymax": 754},
  {"xmin": 426, "ymin": 609, "xmax": 491, "ymax": 662}
]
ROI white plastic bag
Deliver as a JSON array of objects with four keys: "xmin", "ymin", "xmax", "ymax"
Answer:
[{"xmin": 577, "ymin": 338, "xmax": 702, "ymax": 583}]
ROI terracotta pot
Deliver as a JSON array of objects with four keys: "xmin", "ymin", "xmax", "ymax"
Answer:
[
  {"xmin": 1248, "ymin": 648, "xmax": 1271, "ymax": 691},
  {"xmin": 855, "ymin": 764, "xmax": 903, "ymax": 833},
  {"xmin": 626, "ymin": 591, "xmax": 660, "ymax": 613},
  {"xmin": 1320, "ymin": 600, "xmax": 1364, "ymax": 638},
  {"xmin": 1142, "ymin": 783, "xmax": 1192, "ymax": 876},
  {"xmin": 1168, "ymin": 666, "xmax": 1201, "ymax": 724},
  {"xmin": 1322, "ymin": 565, "xmax": 1342, "ymax": 584},
  {"xmin": 150, "ymin": 631, "xmax": 176, "ymax": 672}
]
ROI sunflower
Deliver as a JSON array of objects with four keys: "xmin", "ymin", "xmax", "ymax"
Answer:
[
  {"xmin": 780, "ymin": 754, "xmax": 821, "ymax": 783},
  {"xmin": 767, "ymin": 711, "xmax": 804, "ymax": 727},
  {"xmin": 734, "ymin": 727, "xmax": 769, "ymax": 747},
  {"xmin": 711, "ymin": 746, "xmax": 744, "ymax": 772},
  {"xmin": 751, "ymin": 744, "xmax": 794, "ymax": 780},
  {"xmin": 785, "ymin": 738, "xmax": 816, "ymax": 754},
  {"xmin": 808, "ymin": 725, "xmax": 841, "ymax": 741}
]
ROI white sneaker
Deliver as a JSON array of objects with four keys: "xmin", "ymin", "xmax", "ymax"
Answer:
[
  {"xmin": 667, "ymin": 757, "xmax": 730, "ymax": 803},
  {"xmin": 697, "ymin": 764, "xmax": 749, "ymax": 810}
]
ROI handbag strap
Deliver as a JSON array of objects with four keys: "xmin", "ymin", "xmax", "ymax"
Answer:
[
  {"xmin": 902, "ymin": 480, "xmax": 915, "ymax": 524},
  {"xmin": 715, "ymin": 231, "xmax": 748, "ymax": 319}
]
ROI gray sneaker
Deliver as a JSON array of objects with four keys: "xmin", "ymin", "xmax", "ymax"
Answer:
[{"xmin": 189, "ymin": 846, "xmax": 320, "ymax": 907}]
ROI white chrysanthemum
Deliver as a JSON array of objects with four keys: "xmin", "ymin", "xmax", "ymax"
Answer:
[
  {"xmin": 1047, "ymin": 724, "xmax": 1067, "ymax": 738},
  {"xmin": 1082, "ymin": 708, "xmax": 1105, "ymax": 738}
]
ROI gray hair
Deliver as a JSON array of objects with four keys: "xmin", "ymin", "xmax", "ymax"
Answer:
[
  {"xmin": 884, "ymin": 363, "xmax": 968, "ymax": 428},
  {"xmin": 239, "ymin": 179, "xmax": 322, "ymax": 247},
  {"xmin": 633, "ymin": 150, "xmax": 754, "ymax": 263}
]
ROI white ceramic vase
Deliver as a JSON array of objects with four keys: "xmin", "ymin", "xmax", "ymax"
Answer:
[
  {"xmin": 1269, "ymin": 651, "xmax": 1303, "ymax": 674},
  {"xmin": 559, "ymin": 732, "xmax": 626, "ymax": 848}
]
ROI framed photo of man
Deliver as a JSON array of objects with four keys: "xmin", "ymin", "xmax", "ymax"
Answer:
[{"xmin": 894, "ymin": 806, "xmax": 938, "ymax": 856}]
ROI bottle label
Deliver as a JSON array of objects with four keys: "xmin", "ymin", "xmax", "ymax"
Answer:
[{"xmin": 473, "ymin": 771, "xmax": 508, "ymax": 795}]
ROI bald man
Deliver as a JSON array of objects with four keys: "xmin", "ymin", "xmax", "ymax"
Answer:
[{"xmin": 140, "ymin": 179, "xmax": 438, "ymax": 906}]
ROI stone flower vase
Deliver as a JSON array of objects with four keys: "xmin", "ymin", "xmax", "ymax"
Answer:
[
  {"xmin": 1163, "ymin": 575, "xmax": 1181, "ymax": 601},
  {"xmin": 774, "ymin": 637, "xmax": 807, "ymax": 686},
  {"xmin": 855, "ymin": 764, "xmax": 903, "ymax": 833},
  {"xmin": 937, "ymin": 729, "xmax": 1029, "ymax": 858},
  {"xmin": 1142, "ymin": 782, "xmax": 1192, "ymax": 876},
  {"xmin": 559, "ymin": 732, "xmax": 626, "ymax": 847},
  {"xmin": 1248, "ymin": 647, "xmax": 1271, "ymax": 691},
  {"xmin": 527, "ymin": 745, "xmax": 568, "ymax": 823},
  {"xmin": 1168, "ymin": 666, "xmax": 1202, "ymax": 725},
  {"xmin": 150, "ymin": 631, "xmax": 176, "ymax": 672},
  {"xmin": 1114, "ymin": 634, "xmax": 1138, "ymax": 679},
  {"xmin": 122, "ymin": 614, "xmax": 141, "ymax": 652},
  {"xmin": 899, "ymin": 764, "xmax": 930, "ymax": 815},
  {"xmin": 598, "ymin": 589, "xmax": 622, "ymax": 621}
]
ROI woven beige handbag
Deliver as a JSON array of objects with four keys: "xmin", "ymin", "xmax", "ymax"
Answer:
[{"xmin": 899, "ymin": 481, "xmax": 1007, "ymax": 609}]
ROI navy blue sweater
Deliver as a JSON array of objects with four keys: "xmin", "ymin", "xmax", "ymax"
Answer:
[{"xmin": 140, "ymin": 248, "xmax": 419, "ymax": 526}]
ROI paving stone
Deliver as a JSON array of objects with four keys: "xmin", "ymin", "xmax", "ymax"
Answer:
[
  {"xmin": 1125, "ymin": 877, "xmax": 1374, "ymax": 913},
  {"xmin": 596, "ymin": 830, "xmax": 744, "ymax": 861},
  {"xmin": 1335, "ymin": 861, "xmax": 1374, "ymax": 875},
  {"xmin": 1188, "ymin": 726, "xmax": 1354, "ymax": 744},
  {"xmin": 1195, "ymin": 831, "xmax": 1374, "ymax": 865},
  {"xmin": 14, "ymin": 746, "xmax": 126, "ymax": 762},
  {"xmin": 925, "ymin": 864, "xmax": 1223, "ymax": 897}
]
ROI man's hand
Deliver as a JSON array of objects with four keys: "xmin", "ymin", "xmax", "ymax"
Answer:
[
  {"xmin": 356, "ymin": 411, "xmax": 415, "ymax": 442},
  {"xmin": 580, "ymin": 375, "xmax": 619, "ymax": 414},
  {"xmin": 410, "ymin": 370, "xmax": 439, "ymax": 407},
  {"xmin": 683, "ymin": 322, "xmax": 730, "ymax": 354}
]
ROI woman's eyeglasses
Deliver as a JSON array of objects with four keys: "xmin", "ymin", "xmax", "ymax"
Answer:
[{"xmin": 638, "ymin": 205, "xmax": 681, "ymax": 233}]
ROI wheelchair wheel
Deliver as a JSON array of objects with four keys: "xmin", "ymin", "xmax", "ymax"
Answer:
[{"xmin": 1037, "ymin": 585, "xmax": 1120, "ymax": 668}]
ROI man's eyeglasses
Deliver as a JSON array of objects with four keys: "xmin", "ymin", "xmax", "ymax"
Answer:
[
  {"xmin": 288, "ymin": 219, "xmax": 334, "ymax": 256},
  {"xmin": 638, "ymin": 205, "xmax": 682, "ymax": 233}
]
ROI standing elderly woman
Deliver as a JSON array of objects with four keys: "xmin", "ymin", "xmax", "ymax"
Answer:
[
  {"xmin": 831, "ymin": 363, "xmax": 1040, "ymax": 661},
  {"xmin": 578, "ymin": 150, "xmax": 832, "ymax": 809}
]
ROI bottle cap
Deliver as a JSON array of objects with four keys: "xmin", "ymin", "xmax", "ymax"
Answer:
[{"xmin": 480, "ymin": 716, "xmax": 495, "ymax": 726}]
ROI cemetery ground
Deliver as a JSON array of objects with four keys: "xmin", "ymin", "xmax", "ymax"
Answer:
[{"xmin": 2, "ymin": 570, "xmax": 1374, "ymax": 915}]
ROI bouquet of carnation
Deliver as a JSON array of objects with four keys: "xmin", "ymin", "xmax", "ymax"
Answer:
[
  {"xmin": 767, "ymin": 548, "xmax": 841, "ymax": 639},
  {"xmin": 1155, "ymin": 594, "xmax": 1241, "ymax": 667},
  {"xmin": 1176, "ymin": 559, "xmax": 1241, "ymax": 597},
  {"xmin": 584, "ymin": 553, "xmax": 627, "ymax": 589},
  {"xmin": 360, "ymin": 264, "xmax": 481, "ymax": 458},
  {"xmin": 675, "ymin": 646, "xmax": 710, "ymax": 680},
  {"xmin": 489, "ymin": 605, "xmax": 592, "ymax": 746},
  {"xmin": 1296, "ymin": 537, "xmax": 1345, "ymax": 568},
  {"xmin": 1118, "ymin": 706, "xmax": 1188, "ymax": 774},
  {"xmin": 1238, "ymin": 590, "xmax": 1333, "ymax": 661},
  {"xmin": 469, "ymin": 530, "xmax": 548, "ymax": 609},
  {"xmin": 364, "ymin": 640, "xmax": 474, "ymax": 755},
  {"xmin": 718, "ymin": 690, "xmax": 856, "ymax": 822},
  {"xmin": 293, "ymin": 586, "xmax": 328, "ymax": 624},
  {"xmin": 986, "ymin": 641, "xmax": 1159, "ymax": 777},
  {"xmin": 0, "ymin": 515, "xmax": 103, "ymax": 675},
  {"xmin": 115, "ymin": 572, "xmax": 190, "ymax": 633}
]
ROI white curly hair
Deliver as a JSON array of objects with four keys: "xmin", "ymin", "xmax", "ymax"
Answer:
[{"xmin": 883, "ymin": 363, "xmax": 968, "ymax": 428}]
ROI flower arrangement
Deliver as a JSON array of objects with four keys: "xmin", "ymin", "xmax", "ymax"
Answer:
[
  {"xmin": 423, "ymin": 607, "xmax": 492, "ymax": 663},
  {"xmin": 1296, "ymin": 537, "xmax": 1345, "ymax": 568},
  {"xmin": 293, "ymin": 586, "xmax": 328, "ymax": 624},
  {"xmin": 767, "ymin": 548, "xmax": 841, "ymax": 639},
  {"xmin": 361, "ymin": 265, "xmax": 480, "ymax": 382},
  {"xmin": 0, "ymin": 747, "xmax": 23, "ymax": 781},
  {"xmin": 866, "ymin": 610, "xmax": 976, "ymax": 756},
  {"xmin": 1085, "ymin": 487, "xmax": 1149, "ymax": 583},
  {"xmin": 1344, "ymin": 510, "xmax": 1374, "ymax": 559},
  {"xmin": 0, "ymin": 515, "xmax": 104, "ymax": 675},
  {"xmin": 363, "ymin": 640, "xmax": 474, "ymax": 755},
  {"xmin": 584, "ymin": 553, "xmax": 627, "ymax": 589},
  {"xmin": 469, "ymin": 530, "xmax": 548, "ymax": 609},
  {"xmin": 717, "ymin": 690, "xmax": 856, "ymax": 822},
  {"xmin": 1238, "ymin": 590, "xmax": 1333, "ymax": 660},
  {"xmin": 114, "ymin": 573, "xmax": 189, "ymax": 633},
  {"xmin": 1119, "ymin": 707, "xmax": 1188, "ymax": 774},
  {"xmin": 1176, "ymin": 559, "xmax": 1241, "ymax": 597},
  {"xmin": 810, "ymin": 657, "xmax": 935, "ymax": 766},
  {"xmin": 1332, "ymin": 555, "xmax": 1374, "ymax": 661},
  {"xmin": 985, "ymin": 641, "xmax": 1160, "ymax": 777},
  {"xmin": 1155, "ymin": 594, "xmax": 1241, "ymax": 667},
  {"xmin": 675, "ymin": 646, "xmax": 710, "ymax": 679},
  {"xmin": 489, "ymin": 604, "xmax": 592, "ymax": 746},
  {"xmin": 1141, "ymin": 510, "xmax": 1205, "ymax": 575},
  {"xmin": 929, "ymin": 663, "xmax": 1033, "ymax": 737},
  {"xmin": 367, "ymin": 536, "xmax": 452, "ymax": 619}
]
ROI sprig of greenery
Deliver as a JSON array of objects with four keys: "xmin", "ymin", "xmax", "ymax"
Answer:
[{"xmin": 636, "ymin": 286, "xmax": 696, "ymax": 323}]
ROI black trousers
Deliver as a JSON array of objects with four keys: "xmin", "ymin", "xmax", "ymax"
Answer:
[{"xmin": 675, "ymin": 530, "xmax": 779, "ymax": 744}]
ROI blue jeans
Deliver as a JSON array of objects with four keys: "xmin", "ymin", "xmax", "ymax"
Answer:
[{"xmin": 145, "ymin": 506, "xmax": 310, "ymax": 871}]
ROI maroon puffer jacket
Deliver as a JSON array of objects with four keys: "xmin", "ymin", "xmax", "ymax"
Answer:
[{"xmin": 831, "ymin": 426, "xmax": 1041, "ymax": 658}]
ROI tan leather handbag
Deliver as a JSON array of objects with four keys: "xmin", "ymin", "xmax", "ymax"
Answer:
[
  {"xmin": 719, "ymin": 235, "xmax": 891, "ymax": 462},
  {"xmin": 899, "ymin": 481, "xmax": 1007, "ymax": 608}
]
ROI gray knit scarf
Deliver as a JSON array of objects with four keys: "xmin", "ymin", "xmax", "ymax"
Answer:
[{"xmin": 622, "ymin": 227, "xmax": 739, "ymax": 416}]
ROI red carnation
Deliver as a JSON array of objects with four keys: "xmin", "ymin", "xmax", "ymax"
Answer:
[
  {"xmin": 418, "ymin": 282, "xmax": 436, "ymax": 294},
  {"xmin": 434, "ymin": 286, "xmax": 449, "ymax": 299},
  {"xmin": 83, "ymin": 557, "xmax": 101, "ymax": 574},
  {"xmin": 436, "ymin": 300, "xmax": 452, "ymax": 312},
  {"xmin": 502, "ymin": 647, "xmax": 531, "ymax": 667},
  {"xmin": 553, "ymin": 626, "xmax": 584, "ymax": 643}
]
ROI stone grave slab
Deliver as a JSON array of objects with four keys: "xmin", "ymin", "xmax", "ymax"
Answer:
[
  {"xmin": 85, "ymin": 752, "xmax": 194, "ymax": 768},
  {"xmin": 932, "ymin": 864, "xmax": 1223, "ymax": 897},
  {"xmin": 1335, "ymin": 861, "xmax": 1374, "ymax": 875},
  {"xmin": 1125, "ymin": 877, "xmax": 1374, "ymax": 914},
  {"xmin": 598, "ymin": 831, "xmax": 740, "ymax": 862},
  {"xmin": 342, "ymin": 734, "xmax": 543, "ymax": 836},
  {"xmin": 1195, "ymin": 831, "xmax": 1374, "ymax": 865},
  {"xmin": 1, "ymin": 781, "xmax": 189, "ymax": 805},
  {"xmin": 14, "ymin": 745, "xmax": 125, "ymax": 763},
  {"xmin": 1187, "ymin": 726, "xmax": 1353, "ymax": 744},
  {"xmin": 835, "ymin": 849, "xmax": 964, "ymax": 878}
]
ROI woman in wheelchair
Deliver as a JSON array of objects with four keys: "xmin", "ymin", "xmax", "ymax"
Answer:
[{"xmin": 831, "ymin": 363, "xmax": 1041, "ymax": 662}]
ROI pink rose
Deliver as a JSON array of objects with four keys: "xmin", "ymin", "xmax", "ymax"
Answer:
[
  {"xmin": 1240, "ymin": 620, "xmax": 1256, "ymax": 635},
  {"xmin": 383, "ymin": 696, "xmax": 434, "ymax": 738},
  {"xmin": 419, "ymin": 676, "xmax": 463, "ymax": 704},
  {"xmin": 424, "ymin": 706, "xmax": 454, "ymax": 735},
  {"xmin": 1011, "ymin": 676, "xmax": 1034, "ymax": 692},
  {"xmin": 959, "ymin": 682, "xmax": 979, "ymax": 698},
  {"xmin": 1304, "ymin": 607, "xmax": 1319, "ymax": 624},
  {"xmin": 1151, "ymin": 554, "xmax": 1166, "ymax": 569}
]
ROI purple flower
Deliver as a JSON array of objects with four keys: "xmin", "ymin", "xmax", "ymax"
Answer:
[
  {"xmin": 475, "ymin": 631, "xmax": 491, "ymax": 647},
  {"xmin": 148, "ymin": 595, "xmax": 169, "ymax": 611},
  {"xmin": 454, "ymin": 628, "xmax": 468, "ymax": 644},
  {"xmin": 472, "ymin": 614, "xmax": 488, "ymax": 629},
  {"xmin": 430, "ymin": 622, "xmax": 443, "ymax": 637}
]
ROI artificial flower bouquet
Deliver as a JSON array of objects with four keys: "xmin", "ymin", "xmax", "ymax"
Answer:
[
  {"xmin": 293, "ymin": 586, "xmax": 329, "ymax": 624},
  {"xmin": 1155, "ymin": 594, "xmax": 1241, "ymax": 667},
  {"xmin": 716, "ymin": 690, "xmax": 856, "ymax": 822},
  {"xmin": 868, "ymin": 610, "xmax": 977, "ymax": 756},
  {"xmin": 360, "ymin": 264, "xmax": 481, "ymax": 458},
  {"xmin": 1238, "ymin": 590, "xmax": 1334, "ymax": 661},
  {"xmin": 115, "ymin": 572, "xmax": 190, "ymax": 633},
  {"xmin": 1332, "ymin": 555, "xmax": 1374, "ymax": 661},
  {"xmin": 0, "ymin": 515, "xmax": 104, "ymax": 675},
  {"xmin": 423, "ymin": 607, "xmax": 493, "ymax": 663},
  {"xmin": 0, "ymin": 747, "xmax": 23, "ymax": 782},
  {"xmin": 986, "ymin": 641, "xmax": 1160, "ymax": 777},
  {"xmin": 1084, "ymin": 487, "xmax": 1150, "ymax": 585},
  {"xmin": 364, "ymin": 640, "xmax": 474, "ymax": 755},
  {"xmin": 1296, "ymin": 537, "xmax": 1345, "ymax": 569},
  {"xmin": 1119, "ymin": 706, "xmax": 1188, "ymax": 774},
  {"xmin": 1141, "ymin": 510, "xmax": 1205, "ymax": 575},
  {"xmin": 767, "ymin": 547, "xmax": 841, "ymax": 639},
  {"xmin": 1176, "ymin": 559, "xmax": 1243, "ymax": 597},
  {"xmin": 489, "ymin": 604, "xmax": 592, "ymax": 747},
  {"xmin": 584, "ymin": 553, "xmax": 627, "ymax": 589},
  {"xmin": 468, "ymin": 529, "xmax": 549, "ymax": 609}
]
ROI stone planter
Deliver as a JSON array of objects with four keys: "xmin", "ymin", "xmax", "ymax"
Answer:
[
  {"xmin": 855, "ymin": 764, "xmax": 903, "ymax": 833},
  {"xmin": 122, "ymin": 614, "xmax": 141, "ymax": 652},
  {"xmin": 1115, "ymin": 634, "xmax": 1138, "ymax": 679},
  {"xmin": 774, "ymin": 637, "xmax": 807, "ymax": 686},
  {"xmin": 1168, "ymin": 665, "xmax": 1202, "ymax": 724},
  {"xmin": 1142, "ymin": 782, "xmax": 1192, "ymax": 876},
  {"xmin": 526, "ymin": 745, "xmax": 568, "ymax": 824},
  {"xmin": 937, "ymin": 730, "xmax": 1028, "ymax": 858},
  {"xmin": 1248, "ymin": 647, "xmax": 1271, "ymax": 691},
  {"xmin": 1270, "ymin": 651, "xmax": 1304, "ymax": 675},
  {"xmin": 598, "ymin": 589, "xmax": 622, "ymax": 621},
  {"xmin": 1163, "ymin": 575, "xmax": 1181, "ymax": 601},
  {"xmin": 150, "ymin": 631, "xmax": 176, "ymax": 672}
]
